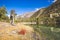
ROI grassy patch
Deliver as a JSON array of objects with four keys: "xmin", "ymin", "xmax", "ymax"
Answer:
[{"xmin": 31, "ymin": 25, "xmax": 60, "ymax": 40}]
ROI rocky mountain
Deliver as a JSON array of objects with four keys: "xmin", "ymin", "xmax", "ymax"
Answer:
[
  {"xmin": 22, "ymin": 12, "xmax": 35, "ymax": 18},
  {"xmin": 42, "ymin": 0, "xmax": 60, "ymax": 17},
  {"xmin": 31, "ymin": 0, "xmax": 60, "ymax": 18},
  {"xmin": 30, "ymin": 8, "xmax": 45, "ymax": 18},
  {"xmin": 20, "ymin": 10, "xmax": 40, "ymax": 18}
]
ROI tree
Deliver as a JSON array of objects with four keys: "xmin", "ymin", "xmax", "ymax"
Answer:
[{"xmin": 0, "ymin": 6, "xmax": 8, "ymax": 21}]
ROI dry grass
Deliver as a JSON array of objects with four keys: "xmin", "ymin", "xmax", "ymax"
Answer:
[{"xmin": 0, "ymin": 22, "xmax": 34, "ymax": 40}]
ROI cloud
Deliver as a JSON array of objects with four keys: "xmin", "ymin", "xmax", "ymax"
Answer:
[
  {"xmin": 48, "ymin": 0, "xmax": 57, "ymax": 2},
  {"xmin": 8, "ymin": 15, "xmax": 10, "ymax": 17},
  {"xmin": 7, "ymin": 15, "xmax": 10, "ymax": 19},
  {"xmin": 52, "ymin": 0, "xmax": 57, "ymax": 2},
  {"xmin": 35, "ymin": 8, "xmax": 40, "ymax": 11},
  {"xmin": 35, "ymin": 7, "xmax": 45, "ymax": 11}
]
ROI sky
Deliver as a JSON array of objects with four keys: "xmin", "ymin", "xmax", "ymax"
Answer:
[{"xmin": 0, "ymin": 0, "xmax": 56, "ymax": 15}]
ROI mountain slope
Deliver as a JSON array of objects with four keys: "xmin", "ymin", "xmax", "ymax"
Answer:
[
  {"xmin": 42, "ymin": 0, "xmax": 60, "ymax": 16},
  {"xmin": 31, "ymin": 0, "xmax": 60, "ymax": 18},
  {"xmin": 30, "ymin": 8, "xmax": 45, "ymax": 18}
]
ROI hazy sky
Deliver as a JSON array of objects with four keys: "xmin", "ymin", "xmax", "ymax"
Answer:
[{"xmin": 0, "ymin": 0, "xmax": 55, "ymax": 15}]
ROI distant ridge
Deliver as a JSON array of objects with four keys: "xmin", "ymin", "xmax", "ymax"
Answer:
[
  {"xmin": 42, "ymin": 0, "xmax": 60, "ymax": 15},
  {"xmin": 30, "ymin": 0, "xmax": 60, "ymax": 18},
  {"xmin": 30, "ymin": 8, "xmax": 45, "ymax": 18}
]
